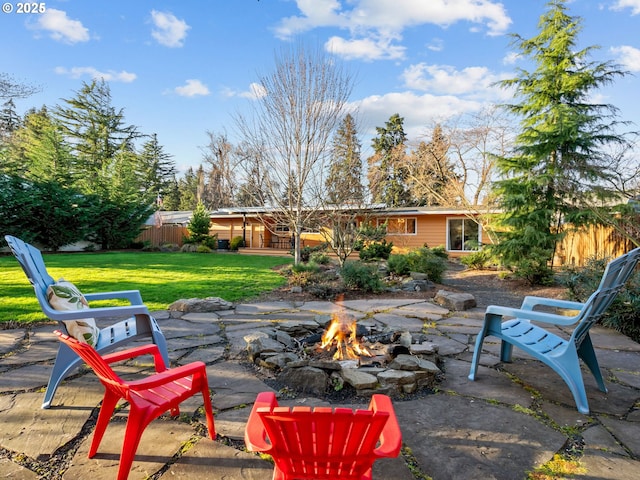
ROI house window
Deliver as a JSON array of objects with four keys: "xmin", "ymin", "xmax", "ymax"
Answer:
[
  {"xmin": 447, "ymin": 218, "xmax": 480, "ymax": 251},
  {"xmin": 377, "ymin": 217, "xmax": 417, "ymax": 235},
  {"xmin": 274, "ymin": 224, "xmax": 290, "ymax": 233}
]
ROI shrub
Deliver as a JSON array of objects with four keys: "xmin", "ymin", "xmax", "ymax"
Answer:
[
  {"xmin": 195, "ymin": 244, "xmax": 212, "ymax": 253},
  {"xmin": 201, "ymin": 234, "xmax": 218, "ymax": 250},
  {"xmin": 460, "ymin": 249, "xmax": 494, "ymax": 270},
  {"xmin": 229, "ymin": 236, "xmax": 245, "ymax": 251},
  {"xmin": 340, "ymin": 261, "xmax": 383, "ymax": 293},
  {"xmin": 309, "ymin": 251, "xmax": 331, "ymax": 265},
  {"xmin": 359, "ymin": 240, "xmax": 393, "ymax": 261},
  {"xmin": 387, "ymin": 254, "xmax": 411, "ymax": 276},
  {"xmin": 513, "ymin": 249, "xmax": 554, "ymax": 285},
  {"xmin": 298, "ymin": 243, "xmax": 329, "ymax": 262},
  {"xmin": 560, "ymin": 256, "xmax": 640, "ymax": 342},
  {"xmin": 388, "ymin": 247, "xmax": 447, "ymax": 283}
]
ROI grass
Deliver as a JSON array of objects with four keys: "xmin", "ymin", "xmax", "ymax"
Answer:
[{"xmin": 0, "ymin": 251, "xmax": 292, "ymax": 323}]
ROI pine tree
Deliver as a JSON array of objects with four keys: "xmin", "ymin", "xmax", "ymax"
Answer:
[
  {"xmin": 493, "ymin": 0, "xmax": 631, "ymax": 283},
  {"xmin": 326, "ymin": 114, "xmax": 364, "ymax": 205},
  {"xmin": 367, "ymin": 113, "xmax": 411, "ymax": 206},
  {"xmin": 138, "ymin": 133, "xmax": 177, "ymax": 205},
  {"xmin": 9, "ymin": 106, "xmax": 73, "ymax": 183}
]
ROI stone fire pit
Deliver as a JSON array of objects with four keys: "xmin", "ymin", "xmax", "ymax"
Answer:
[{"xmin": 243, "ymin": 312, "xmax": 443, "ymax": 398}]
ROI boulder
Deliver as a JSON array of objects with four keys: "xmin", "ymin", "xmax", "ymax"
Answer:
[{"xmin": 434, "ymin": 289, "xmax": 477, "ymax": 311}]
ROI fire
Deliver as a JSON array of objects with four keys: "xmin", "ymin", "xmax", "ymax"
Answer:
[{"xmin": 320, "ymin": 313, "xmax": 372, "ymax": 361}]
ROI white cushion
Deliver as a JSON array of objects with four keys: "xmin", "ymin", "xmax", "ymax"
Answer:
[{"xmin": 46, "ymin": 280, "xmax": 100, "ymax": 347}]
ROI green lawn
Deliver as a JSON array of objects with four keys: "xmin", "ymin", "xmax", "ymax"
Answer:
[{"xmin": 0, "ymin": 251, "xmax": 292, "ymax": 323}]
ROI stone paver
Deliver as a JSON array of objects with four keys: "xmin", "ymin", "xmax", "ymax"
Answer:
[{"xmin": 1, "ymin": 297, "xmax": 639, "ymax": 479}]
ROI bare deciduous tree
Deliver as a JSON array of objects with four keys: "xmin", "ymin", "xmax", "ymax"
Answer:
[
  {"xmin": 235, "ymin": 43, "xmax": 353, "ymax": 263},
  {"xmin": 200, "ymin": 131, "xmax": 237, "ymax": 209}
]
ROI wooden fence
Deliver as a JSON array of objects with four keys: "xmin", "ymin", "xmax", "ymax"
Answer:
[
  {"xmin": 556, "ymin": 225, "xmax": 636, "ymax": 266},
  {"xmin": 136, "ymin": 225, "xmax": 189, "ymax": 247}
]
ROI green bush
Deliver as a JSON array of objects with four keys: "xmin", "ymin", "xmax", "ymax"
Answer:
[
  {"xmin": 387, "ymin": 254, "xmax": 411, "ymax": 276},
  {"xmin": 388, "ymin": 247, "xmax": 447, "ymax": 283},
  {"xmin": 460, "ymin": 249, "xmax": 494, "ymax": 270},
  {"xmin": 359, "ymin": 240, "xmax": 393, "ymax": 261},
  {"xmin": 195, "ymin": 244, "xmax": 212, "ymax": 253},
  {"xmin": 513, "ymin": 249, "xmax": 554, "ymax": 285},
  {"xmin": 229, "ymin": 236, "xmax": 245, "ymax": 251},
  {"xmin": 298, "ymin": 243, "xmax": 329, "ymax": 263},
  {"xmin": 560, "ymin": 256, "xmax": 640, "ymax": 342},
  {"xmin": 340, "ymin": 261, "xmax": 383, "ymax": 293},
  {"xmin": 309, "ymin": 251, "xmax": 331, "ymax": 265}
]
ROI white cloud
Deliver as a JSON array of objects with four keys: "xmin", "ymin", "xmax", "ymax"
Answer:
[
  {"xmin": 426, "ymin": 38, "xmax": 444, "ymax": 52},
  {"xmin": 174, "ymin": 79, "xmax": 210, "ymax": 97},
  {"xmin": 325, "ymin": 34, "xmax": 405, "ymax": 61},
  {"xmin": 32, "ymin": 8, "xmax": 89, "ymax": 44},
  {"xmin": 275, "ymin": 0, "xmax": 511, "ymax": 60},
  {"xmin": 54, "ymin": 66, "xmax": 136, "ymax": 83},
  {"xmin": 353, "ymin": 91, "xmax": 483, "ymax": 140},
  {"xmin": 611, "ymin": 45, "xmax": 640, "ymax": 71},
  {"xmin": 222, "ymin": 83, "xmax": 267, "ymax": 100},
  {"xmin": 150, "ymin": 10, "xmax": 190, "ymax": 47},
  {"xmin": 611, "ymin": 0, "xmax": 640, "ymax": 15},
  {"xmin": 400, "ymin": 63, "xmax": 504, "ymax": 96},
  {"xmin": 502, "ymin": 51, "xmax": 520, "ymax": 65}
]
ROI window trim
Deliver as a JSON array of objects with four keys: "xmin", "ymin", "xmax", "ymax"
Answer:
[
  {"xmin": 446, "ymin": 217, "xmax": 481, "ymax": 252},
  {"xmin": 376, "ymin": 217, "xmax": 417, "ymax": 235}
]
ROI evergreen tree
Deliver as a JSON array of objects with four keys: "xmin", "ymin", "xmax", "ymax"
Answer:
[
  {"xmin": 326, "ymin": 113, "xmax": 364, "ymax": 204},
  {"xmin": 186, "ymin": 201, "xmax": 211, "ymax": 243},
  {"xmin": 138, "ymin": 133, "xmax": 177, "ymax": 205},
  {"xmin": 0, "ymin": 99, "xmax": 21, "ymax": 142},
  {"xmin": 160, "ymin": 175, "xmax": 182, "ymax": 211},
  {"xmin": 9, "ymin": 106, "xmax": 73, "ymax": 182},
  {"xmin": 178, "ymin": 167, "xmax": 199, "ymax": 210},
  {"xmin": 493, "ymin": 0, "xmax": 632, "ymax": 283},
  {"xmin": 367, "ymin": 113, "xmax": 411, "ymax": 206},
  {"xmin": 55, "ymin": 79, "xmax": 140, "ymax": 194},
  {"xmin": 55, "ymin": 80, "xmax": 151, "ymax": 248}
]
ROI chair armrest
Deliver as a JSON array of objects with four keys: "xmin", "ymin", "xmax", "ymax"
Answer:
[
  {"xmin": 101, "ymin": 344, "xmax": 167, "ymax": 372},
  {"xmin": 369, "ymin": 394, "xmax": 402, "ymax": 458},
  {"xmin": 520, "ymin": 295, "xmax": 585, "ymax": 312},
  {"xmin": 84, "ymin": 290, "xmax": 144, "ymax": 305},
  {"xmin": 41, "ymin": 303, "xmax": 150, "ymax": 321},
  {"xmin": 244, "ymin": 391, "xmax": 278, "ymax": 453},
  {"xmin": 126, "ymin": 362, "xmax": 207, "ymax": 390},
  {"xmin": 486, "ymin": 304, "xmax": 581, "ymax": 326}
]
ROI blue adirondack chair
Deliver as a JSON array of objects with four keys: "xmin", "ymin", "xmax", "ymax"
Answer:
[
  {"xmin": 468, "ymin": 247, "xmax": 640, "ymax": 414},
  {"xmin": 5, "ymin": 235, "xmax": 169, "ymax": 409}
]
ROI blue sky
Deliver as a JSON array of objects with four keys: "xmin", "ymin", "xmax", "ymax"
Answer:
[{"xmin": 2, "ymin": 0, "xmax": 640, "ymax": 174}]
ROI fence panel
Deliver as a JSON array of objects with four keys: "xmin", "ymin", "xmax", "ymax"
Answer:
[{"xmin": 136, "ymin": 226, "xmax": 188, "ymax": 247}]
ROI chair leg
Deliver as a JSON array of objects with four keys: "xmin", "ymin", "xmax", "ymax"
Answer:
[
  {"xmin": 578, "ymin": 334, "xmax": 607, "ymax": 393},
  {"xmin": 468, "ymin": 313, "xmax": 500, "ymax": 381},
  {"xmin": 201, "ymin": 384, "xmax": 216, "ymax": 440},
  {"xmin": 42, "ymin": 343, "xmax": 83, "ymax": 409},
  {"xmin": 89, "ymin": 390, "xmax": 120, "ymax": 458},
  {"xmin": 117, "ymin": 407, "xmax": 155, "ymax": 480}
]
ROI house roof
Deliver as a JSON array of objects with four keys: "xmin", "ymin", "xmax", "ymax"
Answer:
[{"xmin": 144, "ymin": 211, "xmax": 192, "ymax": 226}]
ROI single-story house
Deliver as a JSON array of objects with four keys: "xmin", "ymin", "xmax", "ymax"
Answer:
[{"xmin": 140, "ymin": 206, "xmax": 495, "ymax": 259}]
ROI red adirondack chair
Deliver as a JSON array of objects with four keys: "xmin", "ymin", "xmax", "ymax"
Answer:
[
  {"xmin": 54, "ymin": 330, "xmax": 216, "ymax": 480},
  {"xmin": 244, "ymin": 391, "xmax": 402, "ymax": 480}
]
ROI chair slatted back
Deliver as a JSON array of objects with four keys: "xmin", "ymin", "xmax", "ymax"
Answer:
[
  {"xmin": 55, "ymin": 331, "xmax": 129, "ymax": 397},
  {"xmin": 5, "ymin": 235, "xmax": 55, "ymax": 306},
  {"xmin": 257, "ymin": 406, "xmax": 389, "ymax": 479},
  {"xmin": 572, "ymin": 247, "xmax": 640, "ymax": 347}
]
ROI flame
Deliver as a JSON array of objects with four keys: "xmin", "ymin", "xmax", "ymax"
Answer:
[{"xmin": 320, "ymin": 313, "xmax": 372, "ymax": 361}]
